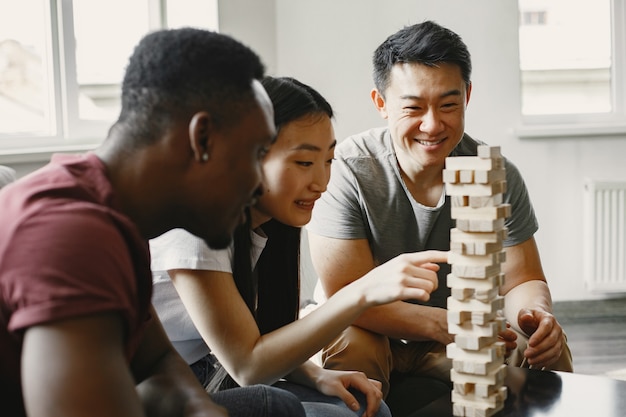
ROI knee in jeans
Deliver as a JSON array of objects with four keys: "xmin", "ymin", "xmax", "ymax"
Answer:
[{"xmin": 260, "ymin": 385, "xmax": 306, "ymax": 417}]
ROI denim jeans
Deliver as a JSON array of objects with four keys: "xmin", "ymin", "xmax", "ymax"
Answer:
[
  {"xmin": 190, "ymin": 355, "xmax": 391, "ymax": 417},
  {"xmin": 211, "ymin": 385, "xmax": 306, "ymax": 417},
  {"xmin": 274, "ymin": 380, "xmax": 392, "ymax": 417}
]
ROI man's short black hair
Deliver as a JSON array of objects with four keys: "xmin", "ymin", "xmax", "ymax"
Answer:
[
  {"xmin": 115, "ymin": 28, "xmax": 265, "ymax": 145},
  {"xmin": 373, "ymin": 20, "xmax": 472, "ymax": 95}
]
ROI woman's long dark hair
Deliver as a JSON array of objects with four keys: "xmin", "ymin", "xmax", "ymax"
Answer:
[{"xmin": 206, "ymin": 76, "xmax": 334, "ymax": 392}]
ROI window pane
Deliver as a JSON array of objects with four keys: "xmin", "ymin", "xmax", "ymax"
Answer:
[
  {"xmin": 519, "ymin": 0, "xmax": 612, "ymax": 116},
  {"xmin": 0, "ymin": 0, "xmax": 54, "ymax": 135},
  {"xmin": 167, "ymin": 0, "xmax": 219, "ymax": 30},
  {"xmin": 72, "ymin": 0, "xmax": 151, "ymax": 121}
]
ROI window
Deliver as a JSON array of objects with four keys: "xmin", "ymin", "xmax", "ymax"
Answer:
[
  {"xmin": 0, "ymin": 0, "xmax": 218, "ymax": 157},
  {"xmin": 517, "ymin": 0, "xmax": 626, "ymax": 137}
]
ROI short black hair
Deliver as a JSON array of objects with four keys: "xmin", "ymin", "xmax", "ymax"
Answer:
[
  {"xmin": 114, "ymin": 28, "xmax": 265, "ymax": 145},
  {"xmin": 373, "ymin": 20, "xmax": 472, "ymax": 94},
  {"xmin": 260, "ymin": 76, "xmax": 333, "ymax": 129}
]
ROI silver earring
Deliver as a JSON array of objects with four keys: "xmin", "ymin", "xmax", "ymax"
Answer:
[{"xmin": 202, "ymin": 152, "xmax": 209, "ymax": 162}]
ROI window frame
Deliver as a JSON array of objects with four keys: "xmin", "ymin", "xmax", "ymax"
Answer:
[
  {"xmin": 515, "ymin": 0, "xmax": 626, "ymax": 139},
  {"xmin": 0, "ymin": 0, "xmax": 216, "ymax": 163}
]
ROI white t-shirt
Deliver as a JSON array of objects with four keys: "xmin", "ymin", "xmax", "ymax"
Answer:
[{"xmin": 150, "ymin": 228, "xmax": 267, "ymax": 364}]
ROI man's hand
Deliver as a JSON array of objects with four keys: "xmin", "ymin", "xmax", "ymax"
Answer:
[
  {"xmin": 517, "ymin": 308, "xmax": 565, "ymax": 369},
  {"xmin": 498, "ymin": 322, "xmax": 518, "ymax": 358}
]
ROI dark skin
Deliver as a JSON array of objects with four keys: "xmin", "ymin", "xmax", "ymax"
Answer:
[
  {"xmin": 21, "ymin": 112, "xmax": 228, "ymax": 417},
  {"xmin": 21, "ymin": 81, "xmax": 276, "ymax": 416}
]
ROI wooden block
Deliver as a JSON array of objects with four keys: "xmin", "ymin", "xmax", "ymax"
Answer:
[
  {"xmin": 449, "ymin": 287, "xmax": 499, "ymax": 302},
  {"xmin": 451, "ymin": 387, "xmax": 506, "ymax": 416},
  {"xmin": 445, "ymin": 156, "xmax": 504, "ymax": 171},
  {"xmin": 449, "ymin": 239, "xmax": 503, "ymax": 256},
  {"xmin": 450, "ymin": 364, "xmax": 507, "ymax": 386},
  {"xmin": 451, "ymin": 204, "xmax": 511, "ymax": 221},
  {"xmin": 449, "ymin": 317, "xmax": 505, "ymax": 337},
  {"xmin": 450, "ymin": 228, "xmax": 507, "ymax": 247},
  {"xmin": 451, "ymin": 398, "xmax": 504, "ymax": 416},
  {"xmin": 474, "ymin": 382, "xmax": 503, "ymax": 398},
  {"xmin": 468, "ymin": 194, "xmax": 503, "ymax": 208},
  {"xmin": 452, "ymin": 357, "xmax": 504, "ymax": 376},
  {"xmin": 474, "ymin": 287, "xmax": 500, "ymax": 302},
  {"xmin": 460, "ymin": 170, "xmax": 474, "ymax": 183},
  {"xmin": 455, "ymin": 217, "xmax": 506, "ymax": 233},
  {"xmin": 453, "ymin": 386, "xmax": 507, "ymax": 405},
  {"xmin": 453, "ymin": 382, "xmax": 507, "ymax": 400},
  {"xmin": 445, "ymin": 181, "xmax": 507, "ymax": 197},
  {"xmin": 449, "ymin": 251, "xmax": 506, "ymax": 267},
  {"xmin": 447, "ymin": 342, "xmax": 505, "ymax": 363},
  {"xmin": 452, "ymin": 263, "xmax": 501, "ymax": 279},
  {"xmin": 448, "ymin": 274, "xmax": 503, "ymax": 293},
  {"xmin": 448, "ymin": 309, "xmax": 472, "ymax": 325},
  {"xmin": 477, "ymin": 145, "xmax": 502, "ymax": 159},
  {"xmin": 448, "ymin": 301, "xmax": 504, "ymax": 327},
  {"xmin": 451, "ymin": 195, "xmax": 470, "ymax": 207},
  {"xmin": 447, "ymin": 297, "xmax": 504, "ymax": 315},
  {"xmin": 452, "ymin": 402, "xmax": 467, "ymax": 417},
  {"xmin": 454, "ymin": 381, "xmax": 473, "ymax": 395},
  {"xmin": 444, "ymin": 169, "xmax": 460, "ymax": 184},
  {"xmin": 471, "ymin": 310, "xmax": 500, "ymax": 326},
  {"xmin": 454, "ymin": 333, "xmax": 498, "ymax": 350},
  {"xmin": 474, "ymin": 169, "xmax": 506, "ymax": 184},
  {"xmin": 450, "ymin": 241, "xmax": 468, "ymax": 254},
  {"xmin": 451, "ymin": 287, "xmax": 475, "ymax": 301}
]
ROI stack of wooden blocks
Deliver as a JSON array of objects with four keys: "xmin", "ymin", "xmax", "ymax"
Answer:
[{"xmin": 443, "ymin": 145, "xmax": 510, "ymax": 417}]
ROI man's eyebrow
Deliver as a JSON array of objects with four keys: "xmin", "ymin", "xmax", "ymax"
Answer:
[{"xmin": 400, "ymin": 89, "xmax": 463, "ymax": 100}]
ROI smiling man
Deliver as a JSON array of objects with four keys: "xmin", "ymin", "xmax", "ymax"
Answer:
[{"xmin": 306, "ymin": 20, "xmax": 573, "ymax": 404}]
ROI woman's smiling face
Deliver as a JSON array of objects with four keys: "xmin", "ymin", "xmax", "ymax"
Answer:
[{"xmin": 251, "ymin": 112, "xmax": 336, "ymax": 228}]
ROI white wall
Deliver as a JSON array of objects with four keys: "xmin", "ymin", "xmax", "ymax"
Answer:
[
  {"xmin": 4, "ymin": 0, "xmax": 625, "ymax": 302},
  {"xmin": 268, "ymin": 0, "xmax": 626, "ymax": 302}
]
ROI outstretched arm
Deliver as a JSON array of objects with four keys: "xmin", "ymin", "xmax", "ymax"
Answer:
[
  {"xmin": 308, "ymin": 232, "xmax": 454, "ymax": 345},
  {"xmin": 169, "ymin": 247, "xmax": 443, "ymax": 386}
]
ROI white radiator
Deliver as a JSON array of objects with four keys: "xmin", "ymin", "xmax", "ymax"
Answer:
[{"xmin": 584, "ymin": 179, "xmax": 626, "ymax": 292}]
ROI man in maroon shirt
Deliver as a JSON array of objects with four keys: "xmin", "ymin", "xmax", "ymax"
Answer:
[{"xmin": 0, "ymin": 28, "xmax": 288, "ymax": 417}]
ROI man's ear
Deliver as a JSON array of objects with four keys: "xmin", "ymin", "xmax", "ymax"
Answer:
[
  {"xmin": 465, "ymin": 82, "xmax": 473, "ymax": 106},
  {"xmin": 188, "ymin": 111, "xmax": 213, "ymax": 163},
  {"xmin": 371, "ymin": 88, "xmax": 388, "ymax": 119}
]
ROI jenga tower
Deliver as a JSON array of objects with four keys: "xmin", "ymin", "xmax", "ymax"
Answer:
[{"xmin": 443, "ymin": 145, "xmax": 510, "ymax": 417}]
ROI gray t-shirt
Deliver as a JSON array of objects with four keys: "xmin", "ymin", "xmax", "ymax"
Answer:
[{"xmin": 307, "ymin": 127, "xmax": 538, "ymax": 308}]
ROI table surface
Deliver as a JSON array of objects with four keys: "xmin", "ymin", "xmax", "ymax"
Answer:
[{"xmin": 409, "ymin": 366, "xmax": 626, "ymax": 417}]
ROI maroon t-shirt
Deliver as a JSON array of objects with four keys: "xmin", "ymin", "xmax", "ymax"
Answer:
[{"xmin": 0, "ymin": 153, "xmax": 152, "ymax": 416}]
